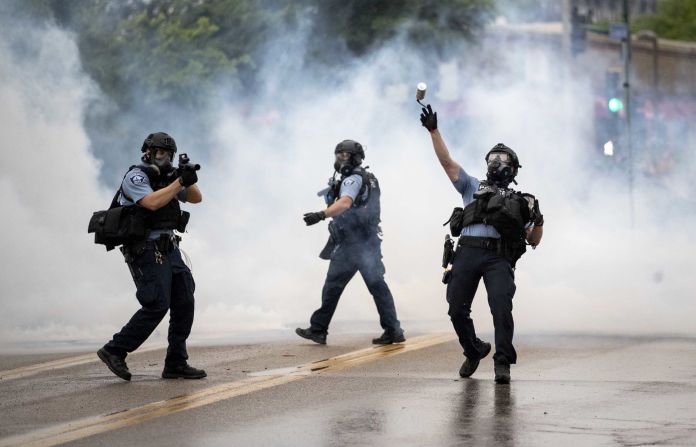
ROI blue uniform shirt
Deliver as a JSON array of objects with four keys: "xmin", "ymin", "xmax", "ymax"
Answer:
[
  {"xmin": 119, "ymin": 167, "xmax": 188, "ymax": 240},
  {"xmin": 323, "ymin": 171, "xmax": 367, "ymax": 206},
  {"xmin": 338, "ymin": 173, "xmax": 364, "ymax": 201},
  {"xmin": 452, "ymin": 167, "xmax": 501, "ymax": 238}
]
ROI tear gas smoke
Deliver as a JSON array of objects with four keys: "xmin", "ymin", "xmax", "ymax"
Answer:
[{"xmin": 1, "ymin": 8, "xmax": 695, "ymax": 352}]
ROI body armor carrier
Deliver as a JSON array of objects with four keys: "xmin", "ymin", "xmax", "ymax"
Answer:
[
  {"xmin": 133, "ymin": 164, "xmax": 187, "ymax": 231},
  {"xmin": 88, "ymin": 165, "xmax": 189, "ymax": 252},
  {"xmin": 131, "ymin": 165, "xmax": 188, "ymax": 232},
  {"xmin": 329, "ymin": 168, "xmax": 381, "ymax": 243},
  {"xmin": 447, "ymin": 181, "xmax": 531, "ymax": 265}
]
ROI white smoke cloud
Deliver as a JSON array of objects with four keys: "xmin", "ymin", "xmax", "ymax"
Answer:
[{"xmin": 1, "ymin": 11, "xmax": 694, "ymax": 353}]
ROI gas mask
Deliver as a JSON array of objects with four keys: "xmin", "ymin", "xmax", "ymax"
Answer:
[
  {"xmin": 333, "ymin": 140, "xmax": 364, "ymax": 177},
  {"xmin": 486, "ymin": 151, "xmax": 515, "ymax": 186},
  {"xmin": 144, "ymin": 148, "xmax": 174, "ymax": 175},
  {"xmin": 334, "ymin": 151, "xmax": 355, "ymax": 177},
  {"xmin": 155, "ymin": 149, "xmax": 174, "ymax": 168}
]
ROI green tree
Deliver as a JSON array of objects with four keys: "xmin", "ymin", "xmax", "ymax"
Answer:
[
  {"xmin": 32, "ymin": 0, "xmax": 493, "ymax": 110},
  {"xmin": 13, "ymin": 0, "xmax": 494, "ymax": 180},
  {"xmin": 48, "ymin": 0, "xmax": 295, "ymax": 109},
  {"xmin": 632, "ymin": 0, "xmax": 696, "ymax": 42},
  {"xmin": 309, "ymin": 0, "xmax": 494, "ymax": 57}
]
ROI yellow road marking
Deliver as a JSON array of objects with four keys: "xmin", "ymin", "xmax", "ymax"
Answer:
[
  {"xmin": 0, "ymin": 333, "xmax": 455, "ymax": 447},
  {"xmin": 0, "ymin": 346, "xmax": 162, "ymax": 382}
]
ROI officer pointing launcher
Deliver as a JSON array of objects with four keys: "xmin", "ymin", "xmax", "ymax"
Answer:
[
  {"xmin": 97, "ymin": 132, "xmax": 206, "ymax": 381},
  {"xmin": 420, "ymin": 105, "xmax": 544, "ymax": 384},
  {"xmin": 296, "ymin": 140, "xmax": 405, "ymax": 345}
]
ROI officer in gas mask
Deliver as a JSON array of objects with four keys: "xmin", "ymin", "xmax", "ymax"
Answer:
[
  {"xmin": 420, "ymin": 105, "xmax": 543, "ymax": 384},
  {"xmin": 97, "ymin": 132, "xmax": 206, "ymax": 381},
  {"xmin": 296, "ymin": 140, "xmax": 405, "ymax": 345}
]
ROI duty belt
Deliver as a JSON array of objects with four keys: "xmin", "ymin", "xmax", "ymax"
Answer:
[
  {"xmin": 457, "ymin": 236, "xmax": 500, "ymax": 251},
  {"xmin": 121, "ymin": 234, "xmax": 179, "ymax": 261}
]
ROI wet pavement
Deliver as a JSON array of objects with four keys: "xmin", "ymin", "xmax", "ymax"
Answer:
[{"xmin": 1, "ymin": 333, "xmax": 695, "ymax": 446}]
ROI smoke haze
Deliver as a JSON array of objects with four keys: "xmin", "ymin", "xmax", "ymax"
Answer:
[{"xmin": 1, "ymin": 5, "xmax": 695, "ymax": 352}]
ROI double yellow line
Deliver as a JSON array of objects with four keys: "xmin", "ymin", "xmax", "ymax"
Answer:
[{"xmin": 0, "ymin": 333, "xmax": 454, "ymax": 447}]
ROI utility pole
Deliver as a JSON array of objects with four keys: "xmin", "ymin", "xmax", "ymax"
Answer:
[
  {"xmin": 561, "ymin": 0, "xmax": 572, "ymax": 58},
  {"xmin": 622, "ymin": 0, "xmax": 634, "ymax": 226}
]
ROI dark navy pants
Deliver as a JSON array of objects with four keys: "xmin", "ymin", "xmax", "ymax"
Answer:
[
  {"xmin": 310, "ymin": 238, "xmax": 402, "ymax": 335},
  {"xmin": 105, "ymin": 246, "xmax": 195, "ymax": 366},
  {"xmin": 447, "ymin": 245, "xmax": 517, "ymax": 365}
]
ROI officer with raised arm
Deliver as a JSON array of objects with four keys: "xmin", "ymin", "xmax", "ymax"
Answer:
[{"xmin": 420, "ymin": 105, "xmax": 543, "ymax": 384}]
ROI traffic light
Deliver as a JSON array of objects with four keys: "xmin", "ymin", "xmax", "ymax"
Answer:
[
  {"xmin": 608, "ymin": 97, "xmax": 624, "ymax": 113},
  {"xmin": 605, "ymin": 70, "xmax": 623, "ymax": 113},
  {"xmin": 594, "ymin": 69, "xmax": 624, "ymax": 158}
]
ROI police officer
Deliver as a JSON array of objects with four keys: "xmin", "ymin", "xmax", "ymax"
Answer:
[
  {"xmin": 420, "ymin": 105, "xmax": 544, "ymax": 384},
  {"xmin": 97, "ymin": 132, "xmax": 206, "ymax": 381},
  {"xmin": 296, "ymin": 140, "xmax": 405, "ymax": 345}
]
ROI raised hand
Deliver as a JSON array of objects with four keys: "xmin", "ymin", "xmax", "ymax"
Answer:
[{"xmin": 420, "ymin": 104, "xmax": 438, "ymax": 132}]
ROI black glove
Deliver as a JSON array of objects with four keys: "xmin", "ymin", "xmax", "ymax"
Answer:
[
  {"xmin": 179, "ymin": 168, "xmax": 198, "ymax": 187},
  {"xmin": 533, "ymin": 199, "xmax": 544, "ymax": 226},
  {"xmin": 303, "ymin": 211, "xmax": 326, "ymax": 226},
  {"xmin": 420, "ymin": 104, "xmax": 438, "ymax": 132}
]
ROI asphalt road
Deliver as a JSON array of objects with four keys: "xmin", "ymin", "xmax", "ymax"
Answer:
[{"xmin": 1, "ymin": 332, "xmax": 695, "ymax": 446}]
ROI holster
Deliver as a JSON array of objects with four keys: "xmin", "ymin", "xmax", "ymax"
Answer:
[
  {"xmin": 120, "ymin": 239, "xmax": 148, "ymax": 263},
  {"xmin": 442, "ymin": 235, "xmax": 455, "ymax": 269},
  {"xmin": 497, "ymin": 238, "xmax": 526, "ymax": 268},
  {"xmin": 319, "ymin": 236, "xmax": 336, "ymax": 260}
]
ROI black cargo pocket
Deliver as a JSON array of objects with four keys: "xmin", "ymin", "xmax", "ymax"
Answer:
[{"xmin": 128, "ymin": 251, "xmax": 161, "ymax": 307}]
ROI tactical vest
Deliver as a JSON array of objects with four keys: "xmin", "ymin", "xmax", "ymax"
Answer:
[
  {"xmin": 330, "ymin": 168, "xmax": 381, "ymax": 241},
  {"xmin": 129, "ymin": 164, "xmax": 187, "ymax": 231},
  {"xmin": 88, "ymin": 165, "xmax": 188, "ymax": 251},
  {"xmin": 448, "ymin": 181, "xmax": 531, "ymax": 265}
]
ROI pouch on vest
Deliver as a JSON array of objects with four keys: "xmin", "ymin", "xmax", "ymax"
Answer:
[
  {"xmin": 444, "ymin": 207, "xmax": 465, "ymax": 236},
  {"xmin": 486, "ymin": 194, "xmax": 505, "ymax": 212},
  {"xmin": 88, "ymin": 206, "xmax": 146, "ymax": 251},
  {"xmin": 88, "ymin": 184, "xmax": 147, "ymax": 251},
  {"xmin": 177, "ymin": 210, "xmax": 190, "ymax": 233},
  {"xmin": 484, "ymin": 195, "xmax": 526, "ymax": 240}
]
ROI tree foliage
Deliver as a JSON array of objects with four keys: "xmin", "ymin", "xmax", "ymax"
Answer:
[
  {"xmin": 15, "ymin": 0, "xmax": 493, "ymax": 180},
  {"xmin": 310, "ymin": 0, "xmax": 494, "ymax": 57},
  {"xmin": 47, "ymin": 0, "xmax": 295, "ymax": 109},
  {"xmin": 632, "ymin": 0, "xmax": 696, "ymax": 42},
  {"xmin": 38, "ymin": 0, "xmax": 493, "ymax": 110}
]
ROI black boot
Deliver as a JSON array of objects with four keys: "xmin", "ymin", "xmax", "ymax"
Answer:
[
  {"xmin": 295, "ymin": 327, "xmax": 327, "ymax": 345},
  {"xmin": 162, "ymin": 363, "xmax": 207, "ymax": 379},
  {"xmin": 97, "ymin": 348, "xmax": 131, "ymax": 381},
  {"xmin": 458, "ymin": 341, "xmax": 491, "ymax": 378},
  {"xmin": 372, "ymin": 330, "xmax": 406, "ymax": 345},
  {"xmin": 494, "ymin": 363, "xmax": 511, "ymax": 384}
]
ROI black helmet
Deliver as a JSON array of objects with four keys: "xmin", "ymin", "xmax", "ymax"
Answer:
[
  {"xmin": 141, "ymin": 132, "xmax": 177, "ymax": 169},
  {"xmin": 485, "ymin": 143, "xmax": 521, "ymax": 185},
  {"xmin": 141, "ymin": 132, "xmax": 177, "ymax": 154},
  {"xmin": 334, "ymin": 139, "xmax": 365, "ymax": 160},
  {"xmin": 334, "ymin": 139, "xmax": 365, "ymax": 176}
]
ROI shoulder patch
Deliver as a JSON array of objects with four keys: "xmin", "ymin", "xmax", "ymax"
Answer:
[
  {"xmin": 130, "ymin": 174, "xmax": 147, "ymax": 185},
  {"xmin": 343, "ymin": 178, "xmax": 356, "ymax": 187}
]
